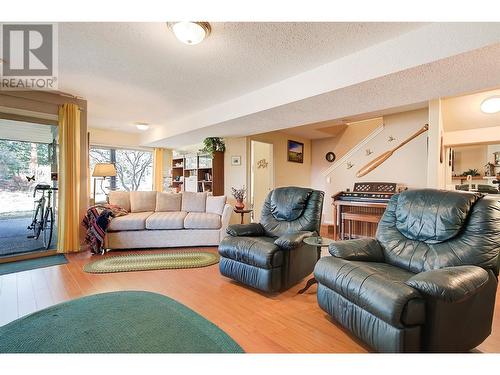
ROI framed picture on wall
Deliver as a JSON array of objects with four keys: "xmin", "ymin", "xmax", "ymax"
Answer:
[
  {"xmin": 231, "ymin": 155, "xmax": 241, "ymax": 166},
  {"xmin": 287, "ymin": 140, "xmax": 304, "ymax": 163}
]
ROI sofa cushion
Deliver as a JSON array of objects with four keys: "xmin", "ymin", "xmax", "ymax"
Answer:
[
  {"xmin": 314, "ymin": 258, "xmax": 425, "ymax": 327},
  {"xmin": 130, "ymin": 191, "xmax": 157, "ymax": 213},
  {"xmin": 206, "ymin": 195, "xmax": 226, "ymax": 215},
  {"xmin": 156, "ymin": 192, "xmax": 182, "ymax": 212},
  {"xmin": 145, "ymin": 211, "xmax": 188, "ymax": 230},
  {"xmin": 184, "ymin": 212, "xmax": 221, "ymax": 229},
  {"xmin": 181, "ymin": 192, "xmax": 207, "ymax": 213},
  {"xmin": 108, "ymin": 212, "xmax": 153, "ymax": 231},
  {"xmin": 108, "ymin": 191, "xmax": 130, "ymax": 212},
  {"xmin": 395, "ymin": 189, "xmax": 482, "ymax": 244},
  {"xmin": 219, "ymin": 236, "xmax": 283, "ymax": 269}
]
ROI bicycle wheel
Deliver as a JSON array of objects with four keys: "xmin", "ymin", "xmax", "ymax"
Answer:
[
  {"xmin": 32, "ymin": 204, "xmax": 43, "ymax": 240},
  {"xmin": 42, "ymin": 207, "xmax": 54, "ymax": 250}
]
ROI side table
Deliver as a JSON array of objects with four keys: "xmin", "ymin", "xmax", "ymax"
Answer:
[
  {"xmin": 234, "ymin": 209, "xmax": 253, "ymax": 224},
  {"xmin": 297, "ymin": 236, "xmax": 335, "ymax": 294}
]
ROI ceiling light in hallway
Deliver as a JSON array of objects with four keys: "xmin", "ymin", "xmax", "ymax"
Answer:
[
  {"xmin": 168, "ymin": 22, "xmax": 211, "ymax": 45},
  {"xmin": 481, "ymin": 96, "xmax": 500, "ymax": 114}
]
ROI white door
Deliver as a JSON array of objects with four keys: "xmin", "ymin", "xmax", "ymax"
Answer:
[{"xmin": 250, "ymin": 141, "xmax": 274, "ymax": 222}]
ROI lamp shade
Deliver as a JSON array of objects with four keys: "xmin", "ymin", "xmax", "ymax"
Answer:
[{"xmin": 92, "ymin": 163, "xmax": 117, "ymax": 177}]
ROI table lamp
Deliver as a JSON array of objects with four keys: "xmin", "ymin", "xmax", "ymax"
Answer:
[{"xmin": 92, "ymin": 163, "xmax": 117, "ymax": 202}]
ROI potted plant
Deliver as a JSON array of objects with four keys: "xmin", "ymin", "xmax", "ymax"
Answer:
[
  {"xmin": 200, "ymin": 137, "xmax": 225, "ymax": 155},
  {"xmin": 231, "ymin": 186, "xmax": 246, "ymax": 210},
  {"xmin": 461, "ymin": 168, "xmax": 480, "ymax": 177}
]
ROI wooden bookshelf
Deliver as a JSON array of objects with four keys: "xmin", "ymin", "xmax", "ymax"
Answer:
[{"xmin": 170, "ymin": 151, "xmax": 224, "ymax": 195}]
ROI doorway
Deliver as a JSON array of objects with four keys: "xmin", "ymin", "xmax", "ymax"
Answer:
[
  {"xmin": 0, "ymin": 119, "xmax": 58, "ymax": 258},
  {"xmin": 250, "ymin": 140, "xmax": 274, "ymax": 222}
]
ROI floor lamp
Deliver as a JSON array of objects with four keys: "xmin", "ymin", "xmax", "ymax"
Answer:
[{"xmin": 92, "ymin": 163, "xmax": 117, "ymax": 204}]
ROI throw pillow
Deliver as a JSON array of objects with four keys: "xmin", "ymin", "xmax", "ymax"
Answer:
[
  {"xmin": 130, "ymin": 191, "xmax": 157, "ymax": 212},
  {"xmin": 206, "ymin": 195, "xmax": 226, "ymax": 215},
  {"xmin": 107, "ymin": 191, "xmax": 130, "ymax": 212},
  {"xmin": 181, "ymin": 192, "xmax": 207, "ymax": 212},
  {"xmin": 156, "ymin": 192, "xmax": 182, "ymax": 212}
]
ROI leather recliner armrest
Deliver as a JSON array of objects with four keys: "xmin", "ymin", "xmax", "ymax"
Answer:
[
  {"xmin": 274, "ymin": 231, "xmax": 315, "ymax": 250},
  {"xmin": 405, "ymin": 265, "xmax": 489, "ymax": 303},
  {"xmin": 328, "ymin": 238, "xmax": 384, "ymax": 262},
  {"xmin": 226, "ymin": 223, "xmax": 264, "ymax": 237}
]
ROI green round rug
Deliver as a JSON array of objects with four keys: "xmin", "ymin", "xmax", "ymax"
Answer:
[
  {"xmin": 0, "ymin": 291, "xmax": 243, "ymax": 353},
  {"xmin": 83, "ymin": 251, "xmax": 219, "ymax": 273}
]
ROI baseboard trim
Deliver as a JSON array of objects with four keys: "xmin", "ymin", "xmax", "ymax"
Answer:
[{"xmin": 0, "ymin": 250, "xmax": 58, "ymax": 264}]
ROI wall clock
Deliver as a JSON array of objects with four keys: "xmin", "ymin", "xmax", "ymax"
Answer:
[{"xmin": 325, "ymin": 152, "xmax": 336, "ymax": 163}]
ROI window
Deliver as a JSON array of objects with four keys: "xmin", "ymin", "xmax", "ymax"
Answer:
[{"xmin": 89, "ymin": 147, "xmax": 153, "ymax": 202}]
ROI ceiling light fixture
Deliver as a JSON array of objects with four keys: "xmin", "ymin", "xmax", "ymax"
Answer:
[
  {"xmin": 135, "ymin": 123, "xmax": 150, "ymax": 131},
  {"xmin": 480, "ymin": 96, "xmax": 500, "ymax": 114},
  {"xmin": 168, "ymin": 22, "xmax": 211, "ymax": 45}
]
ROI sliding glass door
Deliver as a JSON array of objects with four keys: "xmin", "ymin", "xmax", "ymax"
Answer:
[{"xmin": 0, "ymin": 119, "xmax": 58, "ymax": 257}]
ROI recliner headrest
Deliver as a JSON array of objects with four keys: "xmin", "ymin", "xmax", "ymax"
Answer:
[
  {"xmin": 395, "ymin": 189, "xmax": 483, "ymax": 243},
  {"xmin": 269, "ymin": 187, "xmax": 313, "ymax": 221}
]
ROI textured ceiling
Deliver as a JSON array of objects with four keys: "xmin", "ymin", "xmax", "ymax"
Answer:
[
  {"xmin": 58, "ymin": 22, "xmax": 425, "ymax": 133},
  {"xmin": 143, "ymin": 23, "xmax": 500, "ymax": 146},
  {"xmin": 153, "ymin": 42, "xmax": 500, "ymax": 147}
]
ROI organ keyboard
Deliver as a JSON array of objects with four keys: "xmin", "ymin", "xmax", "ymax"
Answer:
[{"xmin": 332, "ymin": 182, "xmax": 397, "ymax": 240}]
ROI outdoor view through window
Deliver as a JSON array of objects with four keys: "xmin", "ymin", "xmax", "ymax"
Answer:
[{"xmin": 89, "ymin": 147, "xmax": 153, "ymax": 203}]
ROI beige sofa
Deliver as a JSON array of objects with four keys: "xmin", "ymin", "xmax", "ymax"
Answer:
[{"xmin": 105, "ymin": 191, "xmax": 232, "ymax": 250}]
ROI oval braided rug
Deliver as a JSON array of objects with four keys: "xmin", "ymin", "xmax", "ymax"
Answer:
[
  {"xmin": 83, "ymin": 251, "xmax": 219, "ymax": 273},
  {"xmin": 0, "ymin": 291, "xmax": 243, "ymax": 353}
]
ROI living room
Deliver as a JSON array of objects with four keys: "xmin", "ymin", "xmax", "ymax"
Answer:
[{"xmin": 1, "ymin": 1, "xmax": 500, "ymax": 373}]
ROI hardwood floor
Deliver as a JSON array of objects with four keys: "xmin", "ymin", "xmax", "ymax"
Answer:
[{"xmin": 1, "ymin": 241, "xmax": 500, "ymax": 352}]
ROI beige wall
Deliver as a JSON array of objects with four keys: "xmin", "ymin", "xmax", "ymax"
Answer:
[
  {"xmin": 89, "ymin": 128, "xmax": 144, "ymax": 149},
  {"xmin": 223, "ymin": 131, "xmax": 311, "ymax": 224},
  {"xmin": 315, "ymin": 109, "xmax": 429, "ymax": 223},
  {"xmin": 250, "ymin": 131, "xmax": 311, "ymax": 188},
  {"xmin": 224, "ymin": 110, "xmax": 429, "ymax": 225},
  {"xmin": 311, "ymin": 118, "xmax": 381, "ymax": 207},
  {"xmin": 427, "ymin": 99, "xmax": 446, "ymax": 188},
  {"xmin": 453, "ymin": 145, "xmax": 488, "ymax": 176},
  {"xmin": 224, "ymin": 137, "xmax": 248, "ymax": 224},
  {"xmin": 251, "ymin": 141, "xmax": 273, "ymax": 222}
]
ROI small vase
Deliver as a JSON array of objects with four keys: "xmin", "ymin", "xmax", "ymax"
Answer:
[{"xmin": 235, "ymin": 199, "xmax": 245, "ymax": 210}]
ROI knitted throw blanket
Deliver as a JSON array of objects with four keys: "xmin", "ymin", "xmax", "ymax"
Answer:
[{"xmin": 82, "ymin": 204, "xmax": 128, "ymax": 255}]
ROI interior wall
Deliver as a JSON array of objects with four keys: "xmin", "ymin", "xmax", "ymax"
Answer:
[
  {"xmin": 89, "ymin": 128, "xmax": 144, "ymax": 148},
  {"xmin": 317, "ymin": 108, "xmax": 429, "ymax": 223},
  {"xmin": 224, "ymin": 137, "xmax": 248, "ymax": 224},
  {"xmin": 249, "ymin": 131, "xmax": 311, "ymax": 188},
  {"xmin": 251, "ymin": 141, "xmax": 273, "ymax": 222},
  {"xmin": 427, "ymin": 99, "xmax": 446, "ymax": 188},
  {"xmin": 223, "ymin": 131, "xmax": 311, "ymax": 224},
  {"xmin": 311, "ymin": 118, "xmax": 381, "ymax": 216},
  {"xmin": 453, "ymin": 144, "xmax": 488, "ymax": 176}
]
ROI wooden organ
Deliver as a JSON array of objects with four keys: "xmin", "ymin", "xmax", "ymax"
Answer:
[{"xmin": 331, "ymin": 182, "xmax": 397, "ymax": 240}]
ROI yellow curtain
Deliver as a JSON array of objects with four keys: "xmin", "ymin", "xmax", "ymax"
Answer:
[
  {"xmin": 57, "ymin": 103, "xmax": 81, "ymax": 253},
  {"xmin": 153, "ymin": 148, "xmax": 164, "ymax": 192}
]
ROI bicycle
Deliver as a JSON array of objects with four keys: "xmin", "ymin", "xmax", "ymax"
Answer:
[{"xmin": 27, "ymin": 184, "xmax": 58, "ymax": 250}]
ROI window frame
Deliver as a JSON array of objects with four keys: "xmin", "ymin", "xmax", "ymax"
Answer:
[{"xmin": 89, "ymin": 144, "xmax": 154, "ymax": 194}]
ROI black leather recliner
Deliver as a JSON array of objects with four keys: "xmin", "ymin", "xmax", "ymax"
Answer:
[
  {"xmin": 315, "ymin": 189, "xmax": 500, "ymax": 352},
  {"xmin": 219, "ymin": 186, "xmax": 324, "ymax": 293}
]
